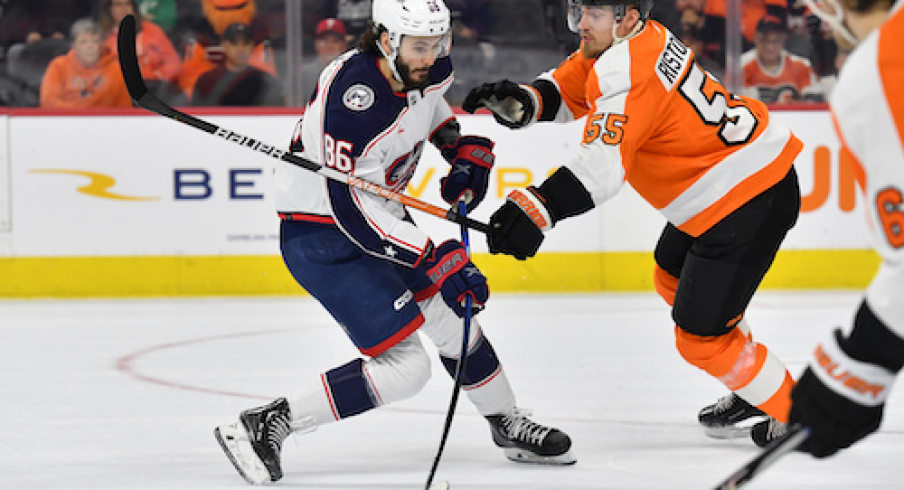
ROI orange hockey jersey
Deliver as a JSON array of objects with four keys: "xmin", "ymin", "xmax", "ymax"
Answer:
[
  {"xmin": 39, "ymin": 48, "xmax": 133, "ymax": 109},
  {"xmin": 741, "ymin": 49, "xmax": 820, "ymax": 103},
  {"xmin": 539, "ymin": 20, "xmax": 802, "ymax": 237}
]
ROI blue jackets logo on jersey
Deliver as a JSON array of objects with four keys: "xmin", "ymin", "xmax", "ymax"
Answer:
[
  {"xmin": 385, "ymin": 141, "xmax": 424, "ymax": 190},
  {"xmin": 343, "ymin": 84, "xmax": 376, "ymax": 111}
]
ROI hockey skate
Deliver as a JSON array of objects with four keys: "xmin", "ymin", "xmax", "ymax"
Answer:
[
  {"xmin": 751, "ymin": 417, "xmax": 789, "ymax": 447},
  {"xmin": 215, "ymin": 398, "xmax": 294, "ymax": 484},
  {"xmin": 698, "ymin": 393, "xmax": 766, "ymax": 440},
  {"xmin": 486, "ymin": 409, "xmax": 576, "ymax": 465}
]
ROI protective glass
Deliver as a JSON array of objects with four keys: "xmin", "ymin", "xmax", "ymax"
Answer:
[{"xmin": 801, "ymin": 0, "xmax": 859, "ymax": 46}]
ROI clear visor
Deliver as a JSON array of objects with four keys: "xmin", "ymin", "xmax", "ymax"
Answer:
[
  {"xmin": 567, "ymin": 0, "xmax": 584, "ymax": 32},
  {"xmin": 801, "ymin": 0, "xmax": 859, "ymax": 46},
  {"xmin": 567, "ymin": 1, "xmax": 622, "ymax": 32},
  {"xmin": 397, "ymin": 32, "xmax": 452, "ymax": 59}
]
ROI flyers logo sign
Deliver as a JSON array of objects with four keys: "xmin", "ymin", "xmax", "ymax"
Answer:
[{"xmin": 29, "ymin": 169, "xmax": 158, "ymax": 201}]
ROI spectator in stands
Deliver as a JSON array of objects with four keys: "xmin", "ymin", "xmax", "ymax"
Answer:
[
  {"xmin": 696, "ymin": 0, "xmax": 789, "ymax": 69},
  {"xmin": 741, "ymin": 15, "xmax": 822, "ymax": 103},
  {"xmin": 39, "ymin": 18, "xmax": 132, "ymax": 108},
  {"xmin": 191, "ymin": 22, "xmax": 283, "ymax": 106},
  {"xmin": 96, "ymin": 0, "xmax": 181, "ymax": 97},
  {"xmin": 299, "ymin": 18, "xmax": 349, "ymax": 102},
  {"xmin": 677, "ymin": 5, "xmax": 725, "ymax": 81},
  {"xmin": 137, "ymin": 0, "xmax": 177, "ymax": 34},
  {"xmin": 317, "ymin": 0, "xmax": 372, "ymax": 42},
  {"xmin": 0, "ymin": 0, "xmax": 93, "ymax": 57},
  {"xmin": 174, "ymin": 0, "xmax": 276, "ymax": 98}
]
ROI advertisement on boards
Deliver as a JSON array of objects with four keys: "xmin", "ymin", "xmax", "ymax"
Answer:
[{"xmin": 6, "ymin": 110, "xmax": 869, "ymax": 258}]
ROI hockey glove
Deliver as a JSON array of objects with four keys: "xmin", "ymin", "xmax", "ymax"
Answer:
[
  {"xmin": 462, "ymin": 79, "xmax": 538, "ymax": 129},
  {"xmin": 422, "ymin": 240, "xmax": 489, "ymax": 317},
  {"xmin": 790, "ymin": 328, "xmax": 896, "ymax": 458},
  {"xmin": 488, "ymin": 187, "xmax": 550, "ymax": 260},
  {"xmin": 488, "ymin": 167, "xmax": 594, "ymax": 260},
  {"xmin": 440, "ymin": 136, "xmax": 495, "ymax": 212}
]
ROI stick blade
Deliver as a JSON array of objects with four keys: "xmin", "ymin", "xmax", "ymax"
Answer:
[
  {"xmin": 116, "ymin": 14, "xmax": 148, "ymax": 102},
  {"xmin": 713, "ymin": 424, "xmax": 809, "ymax": 490}
]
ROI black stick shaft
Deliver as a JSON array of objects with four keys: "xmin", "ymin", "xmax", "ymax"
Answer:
[{"xmin": 713, "ymin": 424, "xmax": 809, "ymax": 490}]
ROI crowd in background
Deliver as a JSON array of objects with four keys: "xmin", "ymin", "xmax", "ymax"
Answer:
[{"xmin": 0, "ymin": 0, "xmax": 845, "ymax": 108}]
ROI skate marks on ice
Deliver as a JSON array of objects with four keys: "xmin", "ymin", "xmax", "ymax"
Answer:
[{"xmin": 1, "ymin": 292, "xmax": 902, "ymax": 488}]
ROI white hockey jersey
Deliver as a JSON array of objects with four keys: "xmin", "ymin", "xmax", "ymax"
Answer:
[
  {"xmin": 830, "ymin": 1, "xmax": 904, "ymax": 265},
  {"xmin": 276, "ymin": 50, "xmax": 456, "ymax": 268}
]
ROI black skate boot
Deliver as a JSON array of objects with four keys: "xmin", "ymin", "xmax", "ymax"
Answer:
[
  {"xmin": 751, "ymin": 417, "xmax": 789, "ymax": 447},
  {"xmin": 486, "ymin": 409, "xmax": 576, "ymax": 465},
  {"xmin": 698, "ymin": 393, "xmax": 766, "ymax": 439},
  {"xmin": 215, "ymin": 397, "xmax": 293, "ymax": 484}
]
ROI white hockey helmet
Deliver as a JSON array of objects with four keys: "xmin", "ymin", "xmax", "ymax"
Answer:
[
  {"xmin": 567, "ymin": 0, "xmax": 654, "ymax": 32},
  {"xmin": 371, "ymin": 0, "xmax": 452, "ymax": 65}
]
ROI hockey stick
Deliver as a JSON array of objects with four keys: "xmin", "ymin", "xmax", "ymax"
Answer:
[
  {"xmin": 115, "ymin": 15, "xmax": 489, "ymax": 235},
  {"xmin": 423, "ymin": 200, "xmax": 473, "ymax": 490},
  {"xmin": 713, "ymin": 424, "xmax": 810, "ymax": 490}
]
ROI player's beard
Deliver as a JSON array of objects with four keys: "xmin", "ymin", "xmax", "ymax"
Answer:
[{"xmin": 395, "ymin": 58, "xmax": 431, "ymax": 91}]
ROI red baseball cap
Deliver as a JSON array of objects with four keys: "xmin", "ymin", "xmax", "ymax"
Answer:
[{"xmin": 316, "ymin": 18, "xmax": 347, "ymax": 38}]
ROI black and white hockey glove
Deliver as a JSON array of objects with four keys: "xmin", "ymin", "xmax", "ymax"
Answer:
[
  {"xmin": 439, "ymin": 136, "xmax": 495, "ymax": 212},
  {"xmin": 488, "ymin": 167, "xmax": 594, "ymax": 260},
  {"xmin": 421, "ymin": 240, "xmax": 489, "ymax": 317},
  {"xmin": 790, "ymin": 328, "xmax": 897, "ymax": 458},
  {"xmin": 462, "ymin": 79, "xmax": 539, "ymax": 129}
]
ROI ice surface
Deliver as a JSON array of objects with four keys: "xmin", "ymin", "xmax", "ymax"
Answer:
[{"xmin": 1, "ymin": 291, "xmax": 900, "ymax": 489}]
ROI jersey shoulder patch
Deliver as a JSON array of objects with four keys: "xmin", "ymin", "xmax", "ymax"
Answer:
[
  {"xmin": 323, "ymin": 52, "xmax": 405, "ymax": 158},
  {"xmin": 342, "ymin": 83, "xmax": 376, "ymax": 111}
]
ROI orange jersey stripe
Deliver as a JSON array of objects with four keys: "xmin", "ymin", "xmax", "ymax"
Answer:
[
  {"xmin": 550, "ymin": 21, "xmax": 801, "ymax": 237},
  {"xmin": 878, "ymin": 8, "xmax": 904, "ymax": 157},
  {"xmin": 550, "ymin": 49, "xmax": 596, "ymax": 119}
]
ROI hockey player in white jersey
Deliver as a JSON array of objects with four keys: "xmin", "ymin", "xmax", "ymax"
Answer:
[
  {"xmin": 788, "ymin": 0, "xmax": 904, "ymax": 457},
  {"xmin": 213, "ymin": 0, "xmax": 575, "ymax": 484}
]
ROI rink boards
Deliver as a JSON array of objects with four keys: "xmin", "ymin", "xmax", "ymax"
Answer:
[{"xmin": 0, "ymin": 108, "xmax": 879, "ymax": 297}]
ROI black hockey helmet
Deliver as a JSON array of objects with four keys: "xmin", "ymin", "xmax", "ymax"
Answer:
[{"xmin": 566, "ymin": 0, "xmax": 654, "ymax": 32}]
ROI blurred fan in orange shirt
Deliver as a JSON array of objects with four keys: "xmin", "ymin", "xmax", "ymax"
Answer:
[{"xmin": 39, "ymin": 18, "xmax": 132, "ymax": 108}]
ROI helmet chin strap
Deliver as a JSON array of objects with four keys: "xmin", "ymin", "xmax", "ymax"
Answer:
[
  {"xmin": 377, "ymin": 36, "xmax": 405, "ymax": 84},
  {"xmin": 611, "ymin": 18, "xmax": 645, "ymax": 46}
]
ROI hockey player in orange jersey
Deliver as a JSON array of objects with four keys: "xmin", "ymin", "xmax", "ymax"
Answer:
[
  {"xmin": 789, "ymin": 0, "xmax": 904, "ymax": 458},
  {"xmin": 463, "ymin": 0, "xmax": 803, "ymax": 447}
]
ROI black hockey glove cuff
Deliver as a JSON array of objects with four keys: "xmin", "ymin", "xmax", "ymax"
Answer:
[
  {"xmin": 790, "ymin": 328, "xmax": 897, "ymax": 458},
  {"xmin": 487, "ymin": 167, "xmax": 594, "ymax": 260}
]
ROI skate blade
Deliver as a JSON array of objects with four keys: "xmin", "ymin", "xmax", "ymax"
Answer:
[
  {"xmin": 215, "ymin": 423, "xmax": 271, "ymax": 485},
  {"xmin": 503, "ymin": 447, "xmax": 577, "ymax": 465},
  {"xmin": 704, "ymin": 424, "xmax": 754, "ymax": 440}
]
